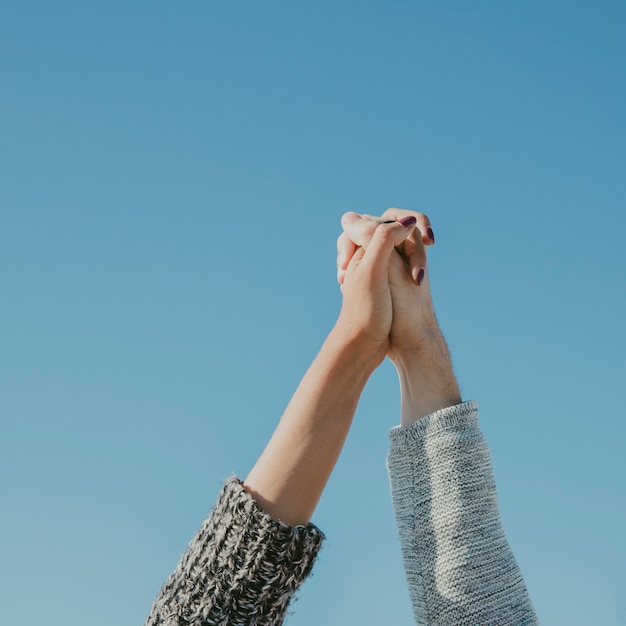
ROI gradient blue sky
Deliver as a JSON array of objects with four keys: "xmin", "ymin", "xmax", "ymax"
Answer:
[{"xmin": 1, "ymin": 2, "xmax": 625, "ymax": 624}]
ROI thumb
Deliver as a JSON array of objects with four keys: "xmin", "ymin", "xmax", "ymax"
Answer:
[
  {"xmin": 357, "ymin": 217, "xmax": 417, "ymax": 282},
  {"xmin": 340, "ymin": 212, "xmax": 379, "ymax": 250}
]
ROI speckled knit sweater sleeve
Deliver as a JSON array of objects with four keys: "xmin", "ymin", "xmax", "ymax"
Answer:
[
  {"xmin": 388, "ymin": 401, "xmax": 538, "ymax": 625},
  {"xmin": 145, "ymin": 477, "xmax": 324, "ymax": 626}
]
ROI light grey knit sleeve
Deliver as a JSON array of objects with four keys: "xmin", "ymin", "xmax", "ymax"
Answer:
[
  {"xmin": 387, "ymin": 401, "xmax": 538, "ymax": 625},
  {"xmin": 145, "ymin": 477, "xmax": 324, "ymax": 626}
]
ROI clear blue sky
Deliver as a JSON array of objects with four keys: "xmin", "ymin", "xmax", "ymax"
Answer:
[{"xmin": 1, "ymin": 2, "xmax": 625, "ymax": 624}]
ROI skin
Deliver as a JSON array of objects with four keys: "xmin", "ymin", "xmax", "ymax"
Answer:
[
  {"xmin": 244, "ymin": 210, "xmax": 460, "ymax": 526},
  {"xmin": 337, "ymin": 209, "xmax": 461, "ymax": 426}
]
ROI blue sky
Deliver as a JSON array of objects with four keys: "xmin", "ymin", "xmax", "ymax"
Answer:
[{"xmin": 1, "ymin": 2, "xmax": 625, "ymax": 624}]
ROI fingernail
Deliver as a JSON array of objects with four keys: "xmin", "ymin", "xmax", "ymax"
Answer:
[
  {"xmin": 427, "ymin": 227, "xmax": 435, "ymax": 243},
  {"xmin": 416, "ymin": 268, "xmax": 425, "ymax": 286},
  {"xmin": 398, "ymin": 216, "xmax": 417, "ymax": 228}
]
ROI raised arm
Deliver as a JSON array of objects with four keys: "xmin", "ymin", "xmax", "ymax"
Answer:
[
  {"xmin": 146, "ymin": 219, "xmax": 417, "ymax": 626},
  {"xmin": 243, "ymin": 216, "xmax": 419, "ymax": 526},
  {"xmin": 339, "ymin": 210, "xmax": 538, "ymax": 625}
]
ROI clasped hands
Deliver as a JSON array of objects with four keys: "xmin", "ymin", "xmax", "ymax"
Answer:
[{"xmin": 335, "ymin": 208, "xmax": 461, "ymax": 424}]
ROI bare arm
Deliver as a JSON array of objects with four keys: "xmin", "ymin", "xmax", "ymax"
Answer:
[
  {"xmin": 146, "ymin": 219, "xmax": 418, "ymax": 625},
  {"xmin": 244, "ymin": 218, "xmax": 418, "ymax": 525}
]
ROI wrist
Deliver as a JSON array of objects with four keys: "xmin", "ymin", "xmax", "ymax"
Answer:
[
  {"xmin": 328, "ymin": 321, "xmax": 387, "ymax": 377},
  {"xmin": 391, "ymin": 340, "xmax": 461, "ymax": 427}
]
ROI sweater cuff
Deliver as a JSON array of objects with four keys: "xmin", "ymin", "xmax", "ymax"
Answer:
[
  {"xmin": 388, "ymin": 400, "xmax": 478, "ymax": 450},
  {"xmin": 146, "ymin": 477, "xmax": 324, "ymax": 626}
]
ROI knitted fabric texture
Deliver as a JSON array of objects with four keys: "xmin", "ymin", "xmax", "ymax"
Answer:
[
  {"xmin": 145, "ymin": 477, "xmax": 324, "ymax": 626},
  {"xmin": 388, "ymin": 401, "xmax": 539, "ymax": 625}
]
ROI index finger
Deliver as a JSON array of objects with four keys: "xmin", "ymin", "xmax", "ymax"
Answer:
[{"xmin": 379, "ymin": 208, "xmax": 434, "ymax": 245}]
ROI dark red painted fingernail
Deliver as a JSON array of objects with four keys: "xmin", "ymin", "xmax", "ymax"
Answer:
[
  {"xmin": 398, "ymin": 216, "xmax": 417, "ymax": 228},
  {"xmin": 427, "ymin": 227, "xmax": 435, "ymax": 243},
  {"xmin": 416, "ymin": 268, "xmax": 425, "ymax": 286}
]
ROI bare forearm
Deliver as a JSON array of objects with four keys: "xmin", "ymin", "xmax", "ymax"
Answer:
[
  {"xmin": 392, "ymin": 329, "xmax": 461, "ymax": 426},
  {"xmin": 244, "ymin": 325, "xmax": 380, "ymax": 526}
]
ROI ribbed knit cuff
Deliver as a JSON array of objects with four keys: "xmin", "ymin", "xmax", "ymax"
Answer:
[{"xmin": 146, "ymin": 477, "xmax": 324, "ymax": 626}]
